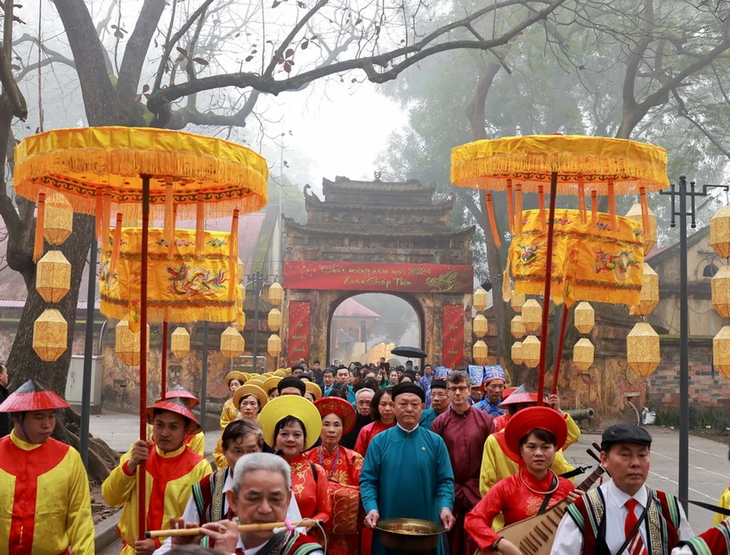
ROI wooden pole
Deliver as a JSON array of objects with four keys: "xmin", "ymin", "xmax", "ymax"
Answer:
[
  {"xmin": 146, "ymin": 519, "xmax": 322, "ymax": 539},
  {"xmin": 161, "ymin": 321, "xmax": 168, "ymax": 395},
  {"xmin": 551, "ymin": 304, "xmax": 570, "ymax": 395},
  {"xmin": 138, "ymin": 175, "xmax": 150, "ymax": 540},
  {"xmin": 536, "ymin": 171, "xmax": 558, "ymax": 406}
]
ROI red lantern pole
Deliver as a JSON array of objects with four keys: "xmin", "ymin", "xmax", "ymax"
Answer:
[
  {"xmin": 536, "ymin": 171, "xmax": 558, "ymax": 405},
  {"xmin": 551, "ymin": 304, "xmax": 570, "ymax": 395},
  {"xmin": 161, "ymin": 321, "xmax": 168, "ymax": 395},
  {"xmin": 138, "ymin": 175, "xmax": 150, "ymax": 541}
]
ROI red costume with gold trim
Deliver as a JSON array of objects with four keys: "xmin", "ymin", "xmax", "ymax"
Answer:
[
  {"xmin": 465, "ymin": 470, "xmax": 575, "ymax": 551},
  {"xmin": 305, "ymin": 445, "xmax": 363, "ymax": 555},
  {"xmin": 286, "ymin": 453, "xmax": 332, "ymax": 523}
]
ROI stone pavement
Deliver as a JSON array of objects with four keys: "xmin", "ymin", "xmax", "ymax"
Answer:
[{"xmin": 90, "ymin": 410, "xmax": 730, "ymax": 548}]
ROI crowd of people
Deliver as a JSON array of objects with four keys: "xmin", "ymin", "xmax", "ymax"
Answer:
[{"xmin": 0, "ymin": 360, "xmax": 729, "ymax": 555}]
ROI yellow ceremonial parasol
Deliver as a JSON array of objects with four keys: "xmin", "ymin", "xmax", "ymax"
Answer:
[
  {"xmin": 15, "ymin": 126, "xmax": 268, "ymax": 540},
  {"xmin": 451, "ymin": 134, "xmax": 667, "ymax": 401}
]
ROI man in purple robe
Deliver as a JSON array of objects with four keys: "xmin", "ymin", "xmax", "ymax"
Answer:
[{"xmin": 431, "ymin": 370, "xmax": 495, "ymax": 555}]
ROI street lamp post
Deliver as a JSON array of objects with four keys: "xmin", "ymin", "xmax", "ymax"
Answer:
[{"xmin": 659, "ymin": 175, "xmax": 728, "ymax": 514}]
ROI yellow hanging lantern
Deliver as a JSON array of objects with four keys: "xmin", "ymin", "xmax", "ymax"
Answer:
[
  {"xmin": 573, "ymin": 302, "xmax": 595, "ymax": 334},
  {"xmin": 115, "ymin": 319, "xmax": 150, "ymax": 366},
  {"xmin": 710, "ymin": 206, "xmax": 730, "ymax": 259},
  {"xmin": 43, "ymin": 192, "xmax": 73, "ymax": 246},
  {"xmin": 268, "ymin": 283, "xmax": 284, "ymax": 307},
  {"xmin": 511, "ymin": 293, "xmax": 526, "ymax": 313},
  {"xmin": 473, "ymin": 314, "xmax": 488, "ymax": 338},
  {"xmin": 629, "ymin": 264, "xmax": 659, "ymax": 316},
  {"xmin": 521, "ymin": 299, "xmax": 542, "ymax": 333},
  {"xmin": 625, "ymin": 203, "xmax": 657, "ymax": 255},
  {"xmin": 473, "ymin": 288, "xmax": 488, "ymax": 312},
  {"xmin": 171, "ymin": 327, "xmax": 190, "ymax": 359},
  {"xmin": 35, "ymin": 250, "xmax": 71, "ymax": 303},
  {"xmin": 268, "ymin": 334, "xmax": 282, "ymax": 356},
  {"xmin": 511, "ymin": 341, "xmax": 523, "ymax": 365},
  {"xmin": 511, "ymin": 315, "xmax": 526, "ymax": 339},
  {"xmin": 473, "ymin": 340, "xmax": 489, "ymax": 365},
  {"xmin": 713, "ymin": 326, "xmax": 730, "ymax": 378},
  {"xmin": 626, "ymin": 322, "xmax": 660, "ymax": 377},
  {"xmin": 237, "ymin": 258, "xmax": 245, "ymax": 283},
  {"xmin": 522, "ymin": 335, "xmax": 540, "ymax": 368},
  {"xmin": 268, "ymin": 308, "xmax": 282, "ymax": 332},
  {"xmin": 573, "ymin": 338, "xmax": 595, "ymax": 371},
  {"xmin": 712, "ymin": 265, "xmax": 730, "ymax": 318},
  {"xmin": 221, "ymin": 325, "xmax": 245, "ymax": 358},
  {"xmin": 33, "ymin": 308, "xmax": 68, "ymax": 361}
]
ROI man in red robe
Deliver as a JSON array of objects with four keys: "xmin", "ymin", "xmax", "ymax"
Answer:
[{"xmin": 431, "ymin": 370, "xmax": 495, "ymax": 555}]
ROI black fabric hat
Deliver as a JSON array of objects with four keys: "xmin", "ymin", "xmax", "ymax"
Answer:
[
  {"xmin": 601, "ymin": 424, "xmax": 652, "ymax": 451},
  {"xmin": 391, "ymin": 382, "xmax": 425, "ymax": 402},
  {"xmin": 430, "ymin": 379, "xmax": 447, "ymax": 390},
  {"xmin": 277, "ymin": 376, "xmax": 305, "ymax": 395}
]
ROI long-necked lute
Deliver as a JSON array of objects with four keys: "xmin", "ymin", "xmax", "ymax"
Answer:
[{"xmin": 475, "ymin": 464, "xmax": 606, "ymax": 555}]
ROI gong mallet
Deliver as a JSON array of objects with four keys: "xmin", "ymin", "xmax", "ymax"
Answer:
[{"xmin": 146, "ymin": 519, "xmax": 323, "ymax": 539}]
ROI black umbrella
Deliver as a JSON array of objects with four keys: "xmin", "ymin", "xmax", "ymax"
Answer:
[{"xmin": 390, "ymin": 346, "xmax": 427, "ymax": 359}]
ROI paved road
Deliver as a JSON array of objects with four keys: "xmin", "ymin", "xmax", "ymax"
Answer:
[
  {"xmin": 564, "ymin": 428, "xmax": 728, "ymax": 534},
  {"xmin": 91, "ymin": 411, "xmax": 728, "ymax": 547}
]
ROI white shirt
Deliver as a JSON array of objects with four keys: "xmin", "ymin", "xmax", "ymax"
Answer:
[
  {"xmin": 550, "ymin": 481, "xmax": 694, "ymax": 555},
  {"xmin": 154, "ymin": 470, "xmax": 304, "ymax": 554}
]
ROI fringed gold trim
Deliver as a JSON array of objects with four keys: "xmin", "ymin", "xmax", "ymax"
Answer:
[
  {"xmin": 608, "ymin": 180, "xmax": 618, "ymax": 236},
  {"xmin": 506, "ymin": 179, "xmax": 514, "ymax": 233},
  {"xmin": 515, "ymin": 184, "xmax": 523, "ymax": 236},
  {"xmin": 591, "ymin": 191, "xmax": 597, "ymax": 230},
  {"xmin": 578, "ymin": 175, "xmax": 586, "ymax": 225},
  {"xmin": 100, "ymin": 298, "xmax": 240, "ymax": 325},
  {"xmin": 538, "ymin": 185, "xmax": 547, "ymax": 232},
  {"xmin": 164, "ymin": 179, "xmax": 174, "ymax": 253},
  {"xmin": 486, "ymin": 194, "xmax": 501, "ymax": 249},
  {"xmin": 450, "ymin": 135, "xmax": 669, "ymax": 194},
  {"xmin": 110, "ymin": 213, "xmax": 123, "ymax": 273},
  {"xmin": 514, "ymin": 278, "xmax": 641, "ymax": 306},
  {"xmin": 95, "ymin": 190, "xmax": 104, "ymax": 239},
  {"xmin": 195, "ymin": 193, "xmax": 205, "ymax": 255},
  {"xmin": 640, "ymin": 187, "xmax": 650, "ymax": 247},
  {"xmin": 33, "ymin": 192, "xmax": 46, "ymax": 262},
  {"xmin": 100, "ymin": 191, "xmax": 111, "ymax": 254}
]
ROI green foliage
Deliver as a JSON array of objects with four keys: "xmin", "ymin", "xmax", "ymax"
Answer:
[{"xmin": 656, "ymin": 405, "xmax": 730, "ymax": 431}]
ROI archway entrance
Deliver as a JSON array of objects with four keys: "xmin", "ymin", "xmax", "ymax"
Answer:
[
  {"xmin": 328, "ymin": 292, "xmax": 423, "ymax": 367},
  {"xmin": 281, "ymin": 176, "xmax": 475, "ymax": 369}
]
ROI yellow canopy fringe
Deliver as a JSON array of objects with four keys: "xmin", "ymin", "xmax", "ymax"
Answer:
[
  {"xmin": 33, "ymin": 192, "xmax": 46, "ymax": 262},
  {"xmin": 14, "ymin": 126, "xmax": 269, "ymax": 219},
  {"xmin": 451, "ymin": 134, "xmax": 668, "ymax": 194},
  {"xmin": 506, "ymin": 179, "xmax": 514, "ymax": 233},
  {"xmin": 486, "ymin": 193, "xmax": 501, "ymax": 249}
]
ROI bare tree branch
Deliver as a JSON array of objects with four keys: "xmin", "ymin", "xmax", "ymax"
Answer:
[
  {"xmin": 672, "ymin": 88, "xmax": 730, "ymax": 161},
  {"xmin": 147, "ymin": 0, "xmax": 567, "ymax": 115}
]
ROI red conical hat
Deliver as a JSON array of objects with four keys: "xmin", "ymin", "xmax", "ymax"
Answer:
[
  {"xmin": 0, "ymin": 380, "xmax": 70, "ymax": 412},
  {"xmin": 156, "ymin": 385, "xmax": 200, "ymax": 409},
  {"xmin": 499, "ymin": 384, "xmax": 548, "ymax": 407},
  {"xmin": 504, "ymin": 406, "xmax": 568, "ymax": 460},
  {"xmin": 146, "ymin": 397, "xmax": 201, "ymax": 434}
]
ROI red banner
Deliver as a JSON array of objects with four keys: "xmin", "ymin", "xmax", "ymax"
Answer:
[
  {"xmin": 443, "ymin": 304, "xmax": 464, "ymax": 369},
  {"xmin": 284, "ymin": 261, "xmax": 473, "ymax": 293},
  {"xmin": 288, "ymin": 301, "xmax": 311, "ymax": 364}
]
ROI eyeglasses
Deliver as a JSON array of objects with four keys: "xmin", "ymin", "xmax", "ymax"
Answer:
[{"xmin": 447, "ymin": 386, "xmax": 469, "ymax": 393}]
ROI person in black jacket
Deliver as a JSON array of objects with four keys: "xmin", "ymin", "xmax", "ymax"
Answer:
[{"xmin": 0, "ymin": 364, "xmax": 9, "ymax": 436}]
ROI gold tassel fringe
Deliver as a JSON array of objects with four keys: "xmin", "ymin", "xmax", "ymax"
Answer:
[{"xmin": 33, "ymin": 192, "xmax": 46, "ymax": 262}]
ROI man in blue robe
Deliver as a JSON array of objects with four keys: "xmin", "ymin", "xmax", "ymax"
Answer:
[
  {"xmin": 361, "ymin": 382, "xmax": 456, "ymax": 555},
  {"xmin": 473, "ymin": 365, "xmax": 507, "ymax": 417}
]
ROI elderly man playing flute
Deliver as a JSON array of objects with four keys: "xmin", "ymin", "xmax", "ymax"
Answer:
[{"xmin": 168, "ymin": 453, "xmax": 323, "ymax": 555}]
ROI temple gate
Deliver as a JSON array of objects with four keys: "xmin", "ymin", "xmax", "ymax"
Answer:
[{"xmin": 281, "ymin": 176, "xmax": 475, "ymax": 367}]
